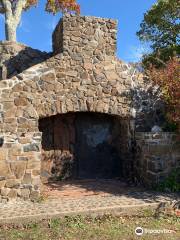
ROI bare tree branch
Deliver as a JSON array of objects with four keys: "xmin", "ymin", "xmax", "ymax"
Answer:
[{"xmin": 2, "ymin": 0, "xmax": 12, "ymax": 18}]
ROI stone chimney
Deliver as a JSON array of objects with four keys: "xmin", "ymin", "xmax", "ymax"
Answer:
[{"xmin": 52, "ymin": 14, "xmax": 118, "ymax": 60}]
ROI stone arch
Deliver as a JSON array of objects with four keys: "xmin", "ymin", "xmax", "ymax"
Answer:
[
  {"xmin": 38, "ymin": 111, "xmax": 132, "ymax": 182},
  {"xmin": 0, "ymin": 17, "xmax": 137, "ymax": 201},
  {"xmin": 0, "ymin": 53, "xmax": 134, "ymax": 201}
]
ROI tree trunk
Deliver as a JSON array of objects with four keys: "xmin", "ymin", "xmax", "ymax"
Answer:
[
  {"xmin": 5, "ymin": 20, "xmax": 17, "ymax": 42},
  {"xmin": 3, "ymin": 0, "xmax": 25, "ymax": 42}
]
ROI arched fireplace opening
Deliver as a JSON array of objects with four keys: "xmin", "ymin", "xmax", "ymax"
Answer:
[{"xmin": 39, "ymin": 112, "xmax": 131, "ymax": 183}]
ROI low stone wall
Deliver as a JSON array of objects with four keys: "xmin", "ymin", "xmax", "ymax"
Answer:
[{"xmin": 135, "ymin": 132, "xmax": 180, "ymax": 186}]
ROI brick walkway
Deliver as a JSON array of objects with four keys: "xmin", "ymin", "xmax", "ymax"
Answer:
[{"xmin": 0, "ymin": 180, "xmax": 178, "ymax": 224}]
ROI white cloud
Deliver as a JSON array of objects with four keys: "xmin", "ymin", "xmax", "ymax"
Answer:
[{"xmin": 125, "ymin": 44, "xmax": 150, "ymax": 62}]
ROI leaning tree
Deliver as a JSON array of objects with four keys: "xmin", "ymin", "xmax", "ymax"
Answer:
[{"xmin": 0, "ymin": 0, "xmax": 80, "ymax": 42}]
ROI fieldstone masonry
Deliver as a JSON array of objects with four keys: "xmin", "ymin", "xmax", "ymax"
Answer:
[
  {"xmin": 0, "ymin": 41, "xmax": 49, "ymax": 80},
  {"xmin": 135, "ymin": 132, "xmax": 180, "ymax": 186},
  {"xmin": 0, "ymin": 14, "xmax": 179, "ymax": 202}
]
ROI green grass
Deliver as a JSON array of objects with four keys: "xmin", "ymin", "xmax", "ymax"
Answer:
[
  {"xmin": 155, "ymin": 168, "xmax": 180, "ymax": 192},
  {"xmin": 0, "ymin": 214, "xmax": 179, "ymax": 240}
]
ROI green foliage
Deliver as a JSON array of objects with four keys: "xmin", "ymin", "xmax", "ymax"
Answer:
[
  {"xmin": 65, "ymin": 215, "xmax": 87, "ymax": 229},
  {"xmin": 137, "ymin": 0, "xmax": 180, "ymax": 68},
  {"xmin": 156, "ymin": 168, "xmax": 180, "ymax": 192},
  {"xmin": 162, "ymin": 121, "xmax": 178, "ymax": 132},
  {"xmin": 142, "ymin": 45, "xmax": 180, "ymax": 68},
  {"xmin": 48, "ymin": 219, "xmax": 61, "ymax": 229},
  {"xmin": 26, "ymin": 222, "xmax": 39, "ymax": 230}
]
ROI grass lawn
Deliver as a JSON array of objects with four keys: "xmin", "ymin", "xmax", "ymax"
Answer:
[{"xmin": 0, "ymin": 214, "xmax": 179, "ymax": 240}]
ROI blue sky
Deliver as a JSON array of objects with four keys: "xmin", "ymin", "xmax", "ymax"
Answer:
[{"xmin": 0, "ymin": 0, "xmax": 156, "ymax": 62}]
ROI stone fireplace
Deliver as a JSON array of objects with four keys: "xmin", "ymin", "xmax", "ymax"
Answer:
[
  {"xmin": 1, "ymin": 14, "xmax": 178, "ymax": 202},
  {"xmin": 39, "ymin": 112, "xmax": 130, "ymax": 182},
  {"xmin": 0, "ymin": 14, "xmax": 136, "ymax": 202}
]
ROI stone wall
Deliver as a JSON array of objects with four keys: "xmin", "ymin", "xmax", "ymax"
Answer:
[
  {"xmin": 0, "ymin": 17, "xmax": 166, "ymax": 133},
  {"xmin": 131, "ymin": 70, "xmax": 166, "ymax": 132},
  {"xmin": 53, "ymin": 14, "xmax": 117, "ymax": 58},
  {"xmin": 0, "ymin": 16, "xmax": 162, "ymax": 133},
  {"xmin": 0, "ymin": 14, "xmax": 135, "ymax": 202},
  {"xmin": 0, "ymin": 14, "xmax": 177, "ymax": 202},
  {"xmin": 135, "ymin": 132, "xmax": 180, "ymax": 186},
  {"xmin": 0, "ymin": 41, "xmax": 49, "ymax": 80}
]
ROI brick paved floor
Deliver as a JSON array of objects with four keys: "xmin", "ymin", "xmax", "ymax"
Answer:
[
  {"xmin": 0, "ymin": 180, "xmax": 178, "ymax": 224},
  {"xmin": 42, "ymin": 179, "xmax": 142, "ymax": 198}
]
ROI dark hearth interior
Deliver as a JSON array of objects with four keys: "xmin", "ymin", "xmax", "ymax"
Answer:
[{"xmin": 39, "ymin": 112, "xmax": 127, "ymax": 182}]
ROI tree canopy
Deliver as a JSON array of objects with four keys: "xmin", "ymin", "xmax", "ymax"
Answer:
[
  {"xmin": 0, "ymin": 0, "xmax": 80, "ymax": 41},
  {"xmin": 140, "ymin": 1, "xmax": 180, "ymax": 133},
  {"xmin": 148, "ymin": 57, "xmax": 180, "ymax": 133},
  {"xmin": 137, "ymin": 0, "xmax": 180, "ymax": 68},
  {"xmin": 46, "ymin": 0, "xmax": 80, "ymax": 14}
]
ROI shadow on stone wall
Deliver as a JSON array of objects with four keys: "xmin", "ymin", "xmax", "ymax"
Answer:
[
  {"xmin": 0, "ymin": 42, "xmax": 52, "ymax": 80},
  {"xmin": 132, "ymin": 83, "xmax": 166, "ymax": 132}
]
